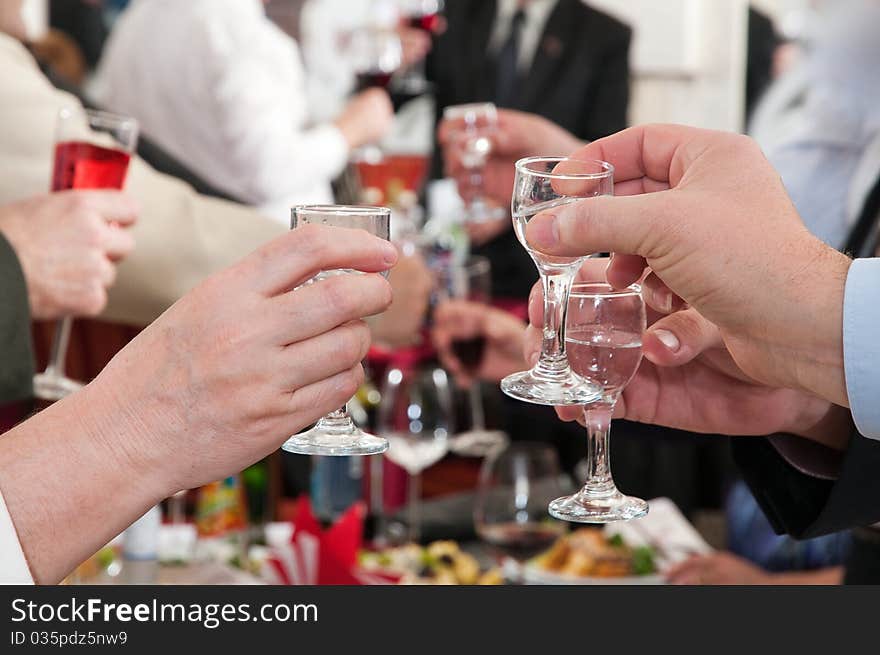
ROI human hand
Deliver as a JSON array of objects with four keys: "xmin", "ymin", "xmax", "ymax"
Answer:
[
  {"xmin": 336, "ymin": 88, "xmax": 394, "ymax": 149},
  {"xmin": 438, "ymin": 109, "xmax": 584, "ymax": 207},
  {"xmin": 88, "ymin": 224, "xmax": 398, "ymax": 493},
  {"xmin": 523, "ymin": 124, "xmax": 852, "ymax": 408},
  {"xmin": 396, "ymin": 25, "xmax": 432, "ymax": 68},
  {"xmin": 665, "ymin": 553, "xmax": 774, "ymax": 585},
  {"xmin": 0, "ymin": 191, "xmax": 137, "ymax": 320},
  {"xmin": 369, "ymin": 247, "xmax": 433, "ymax": 347},
  {"xmin": 432, "ymin": 300, "xmax": 527, "ymax": 388}
]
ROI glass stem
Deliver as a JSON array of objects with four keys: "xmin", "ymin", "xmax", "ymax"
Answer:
[
  {"xmin": 316, "ymin": 404, "xmax": 352, "ymax": 429},
  {"xmin": 407, "ymin": 472, "xmax": 422, "ymax": 543},
  {"xmin": 582, "ymin": 401, "xmax": 617, "ymax": 497},
  {"xmin": 535, "ymin": 269, "xmax": 576, "ymax": 377},
  {"xmin": 45, "ymin": 317, "xmax": 73, "ymax": 376},
  {"xmin": 468, "ymin": 384, "xmax": 485, "ymax": 431}
]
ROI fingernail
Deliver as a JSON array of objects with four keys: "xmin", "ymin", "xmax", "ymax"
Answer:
[
  {"xmin": 654, "ymin": 329, "xmax": 680, "ymax": 353},
  {"xmin": 527, "ymin": 214, "xmax": 560, "ymax": 250},
  {"xmin": 383, "ymin": 242, "xmax": 398, "ymax": 265},
  {"xmin": 656, "ymin": 289, "xmax": 673, "ymax": 313}
]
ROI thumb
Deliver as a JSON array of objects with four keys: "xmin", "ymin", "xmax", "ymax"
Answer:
[{"xmin": 523, "ymin": 193, "xmax": 663, "ymax": 259}]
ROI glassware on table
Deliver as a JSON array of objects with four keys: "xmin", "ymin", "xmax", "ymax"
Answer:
[
  {"xmin": 500, "ymin": 156, "xmax": 614, "ymax": 406},
  {"xmin": 474, "ymin": 443, "xmax": 567, "ymax": 573},
  {"xmin": 442, "ymin": 102, "xmax": 504, "ymax": 223},
  {"xmin": 548, "ymin": 283, "xmax": 648, "ymax": 523},
  {"xmin": 34, "ymin": 107, "xmax": 139, "ymax": 402},
  {"xmin": 444, "ymin": 256, "xmax": 508, "ymax": 457},
  {"xmin": 281, "ymin": 205, "xmax": 392, "ymax": 457},
  {"xmin": 378, "ymin": 366, "xmax": 454, "ymax": 542},
  {"xmin": 350, "ymin": 26, "xmax": 403, "ymax": 91}
]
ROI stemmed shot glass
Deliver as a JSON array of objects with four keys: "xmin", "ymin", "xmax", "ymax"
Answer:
[
  {"xmin": 34, "ymin": 107, "xmax": 139, "ymax": 401},
  {"xmin": 443, "ymin": 103, "xmax": 504, "ymax": 223},
  {"xmin": 281, "ymin": 205, "xmax": 392, "ymax": 457},
  {"xmin": 548, "ymin": 283, "xmax": 649, "ymax": 523},
  {"xmin": 501, "ymin": 157, "xmax": 613, "ymax": 406}
]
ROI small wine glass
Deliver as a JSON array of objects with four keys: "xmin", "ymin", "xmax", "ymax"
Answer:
[
  {"xmin": 548, "ymin": 283, "xmax": 649, "ymax": 523},
  {"xmin": 501, "ymin": 157, "xmax": 613, "ymax": 406},
  {"xmin": 474, "ymin": 443, "xmax": 568, "ymax": 575},
  {"xmin": 34, "ymin": 107, "xmax": 139, "ymax": 402},
  {"xmin": 378, "ymin": 366, "xmax": 454, "ymax": 542},
  {"xmin": 281, "ymin": 205, "xmax": 392, "ymax": 457},
  {"xmin": 442, "ymin": 103, "xmax": 505, "ymax": 223},
  {"xmin": 350, "ymin": 26, "xmax": 403, "ymax": 91}
]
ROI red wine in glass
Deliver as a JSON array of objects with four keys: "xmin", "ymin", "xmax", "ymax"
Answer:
[
  {"xmin": 52, "ymin": 141, "xmax": 131, "ymax": 192},
  {"xmin": 451, "ymin": 336, "xmax": 486, "ymax": 373},
  {"xmin": 408, "ymin": 12, "xmax": 440, "ymax": 33},
  {"xmin": 478, "ymin": 522, "xmax": 564, "ymax": 562},
  {"xmin": 356, "ymin": 70, "xmax": 393, "ymax": 91}
]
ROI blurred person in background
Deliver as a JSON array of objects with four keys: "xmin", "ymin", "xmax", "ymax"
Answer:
[
  {"xmin": 430, "ymin": 0, "xmax": 631, "ymax": 302},
  {"xmin": 95, "ymin": 0, "xmax": 395, "ymax": 224}
]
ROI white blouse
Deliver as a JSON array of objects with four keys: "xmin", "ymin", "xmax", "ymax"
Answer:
[{"xmin": 95, "ymin": 0, "xmax": 348, "ymax": 224}]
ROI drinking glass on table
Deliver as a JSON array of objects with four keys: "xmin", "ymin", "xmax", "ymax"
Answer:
[
  {"xmin": 500, "ymin": 157, "xmax": 613, "ymax": 406},
  {"xmin": 281, "ymin": 205, "xmax": 392, "ymax": 457},
  {"xmin": 378, "ymin": 366, "xmax": 454, "ymax": 542},
  {"xmin": 33, "ymin": 107, "xmax": 138, "ymax": 402},
  {"xmin": 548, "ymin": 283, "xmax": 648, "ymax": 523},
  {"xmin": 444, "ymin": 256, "xmax": 507, "ymax": 457},
  {"xmin": 442, "ymin": 103, "xmax": 504, "ymax": 223},
  {"xmin": 475, "ymin": 443, "xmax": 567, "ymax": 574}
]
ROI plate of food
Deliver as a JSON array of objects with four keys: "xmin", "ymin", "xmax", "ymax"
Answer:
[
  {"xmin": 523, "ymin": 528, "xmax": 664, "ymax": 585},
  {"xmin": 359, "ymin": 540, "xmax": 504, "ymax": 585}
]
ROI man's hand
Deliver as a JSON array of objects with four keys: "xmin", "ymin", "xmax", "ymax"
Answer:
[
  {"xmin": 0, "ymin": 191, "xmax": 137, "ymax": 320},
  {"xmin": 335, "ymin": 88, "xmax": 394, "ymax": 149},
  {"xmin": 432, "ymin": 300, "xmax": 527, "ymax": 388},
  {"xmin": 523, "ymin": 124, "xmax": 852, "ymax": 408},
  {"xmin": 438, "ymin": 108, "xmax": 584, "ymax": 207},
  {"xmin": 369, "ymin": 247, "xmax": 433, "ymax": 348},
  {"xmin": 525, "ymin": 260, "xmax": 853, "ymax": 451}
]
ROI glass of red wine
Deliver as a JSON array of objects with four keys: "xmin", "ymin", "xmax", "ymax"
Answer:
[
  {"xmin": 475, "ymin": 443, "xmax": 567, "ymax": 577},
  {"xmin": 445, "ymin": 256, "xmax": 507, "ymax": 457},
  {"xmin": 395, "ymin": 0, "xmax": 444, "ymax": 94},
  {"xmin": 443, "ymin": 103, "xmax": 505, "ymax": 224},
  {"xmin": 33, "ymin": 108, "xmax": 138, "ymax": 402},
  {"xmin": 350, "ymin": 26, "xmax": 403, "ymax": 92},
  {"xmin": 281, "ymin": 205, "xmax": 392, "ymax": 457},
  {"xmin": 548, "ymin": 283, "xmax": 649, "ymax": 523}
]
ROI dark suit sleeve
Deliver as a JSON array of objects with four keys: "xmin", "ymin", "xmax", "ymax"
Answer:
[
  {"xmin": 580, "ymin": 25, "xmax": 631, "ymax": 141},
  {"xmin": 0, "ymin": 234, "xmax": 34, "ymax": 404},
  {"xmin": 733, "ymin": 432, "xmax": 880, "ymax": 538}
]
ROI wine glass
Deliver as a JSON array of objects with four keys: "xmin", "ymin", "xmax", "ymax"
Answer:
[
  {"xmin": 500, "ymin": 157, "xmax": 613, "ymax": 406},
  {"xmin": 395, "ymin": 0, "xmax": 444, "ymax": 93},
  {"xmin": 548, "ymin": 283, "xmax": 649, "ymax": 523},
  {"xmin": 281, "ymin": 205, "xmax": 392, "ymax": 457},
  {"xmin": 443, "ymin": 256, "xmax": 508, "ymax": 457},
  {"xmin": 350, "ymin": 26, "xmax": 403, "ymax": 91},
  {"xmin": 442, "ymin": 103, "xmax": 505, "ymax": 223},
  {"xmin": 34, "ymin": 107, "xmax": 139, "ymax": 402},
  {"xmin": 378, "ymin": 366, "xmax": 454, "ymax": 542},
  {"xmin": 474, "ymin": 443, "xmax": 568, "ymax": 576}
]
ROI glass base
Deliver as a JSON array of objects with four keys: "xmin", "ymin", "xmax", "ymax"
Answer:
[
  {"xmin": 548, "ymin": 490, "xmax": 649, "ymax": 524},
  {"xmin": 448, "ymin": 429, "xmax": 509, "ymax": 458},
  {"xmin": 501, "ymin": 369, "xmax": 601, "ymax": 406},
  {"xmin": 281, "ymin": 424, "xmax": 388, "ymax": 456},
  {"xmin": 33, "ymin": 372, "xmax": 83, "ymax": 401}
]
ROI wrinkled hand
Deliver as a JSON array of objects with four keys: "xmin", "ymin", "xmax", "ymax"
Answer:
[
  {"xmin": 524, "ymin": 124, "xmax": 852, "ymax": 409},
  {"xmin": 0, "ymin": 191, "xmax": 137, "ymax": 320},
  {"xmin": 336, "ymin": 88, "xmax": 394, "ymax": 149},
  {"xmin": 438, "ymin": 109, "xmax": 584, "ymax": 207},
  {"xmin": 89, "ymin": 224, "xmax": 398, "ymax": 493},
  {"xmin": 525, "ymin": 259, "xmax": 851, "ymax": 449},
  {"xmin": 432, "ymin": 300, "xmax": 527, "ymax": 388}
]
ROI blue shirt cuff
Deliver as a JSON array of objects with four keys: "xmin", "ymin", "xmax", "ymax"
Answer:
[{"xmin": 844, "ymin": 258, "xmax": 880, "ymax": 440}]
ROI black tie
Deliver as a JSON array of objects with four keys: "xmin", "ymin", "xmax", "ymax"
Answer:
[{"xmin": 495, "ymin": 8, "xmax": 526, "ymax": 107}]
